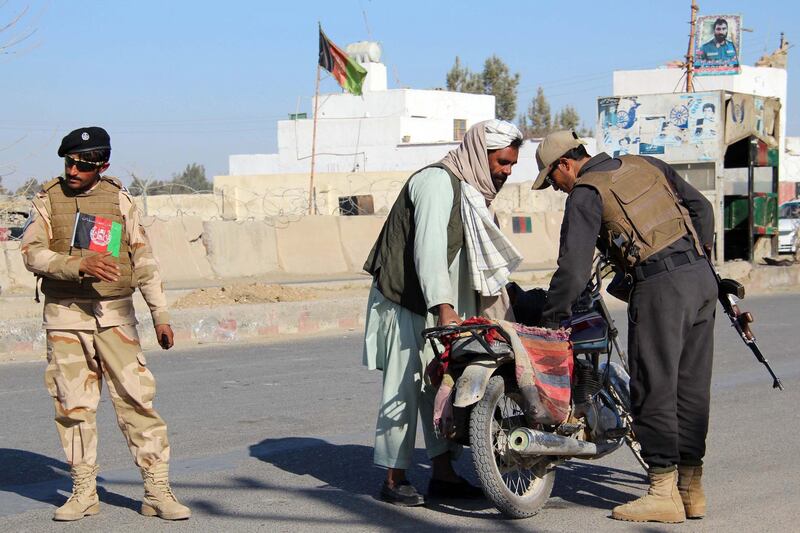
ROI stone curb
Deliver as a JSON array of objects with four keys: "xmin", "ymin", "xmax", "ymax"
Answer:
[
  {"xmin": 0, "ymin": 297, "xmax": 368, "ymax": 363},
  {"xmin": 2, "ymin": 262, "xmax": 799, "ymax": 363}
]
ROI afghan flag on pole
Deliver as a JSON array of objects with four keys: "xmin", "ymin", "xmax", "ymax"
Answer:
[
  {"xmin": 71, "ymin": 212, "xmax": 122, "ymax": 258},
  {"xmin": 318, "ymin": 26, "xmax": 367, "ymax": 96}
]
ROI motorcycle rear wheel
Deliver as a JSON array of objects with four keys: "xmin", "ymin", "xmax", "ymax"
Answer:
[{"xmin": 470, "ymin": 375, "xmax": 555, "ymax": 518}]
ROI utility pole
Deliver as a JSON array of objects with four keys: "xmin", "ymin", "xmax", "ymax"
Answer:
[{"xmin": 685, "ymin": 0, "xmax": 699, "ymax": 92}]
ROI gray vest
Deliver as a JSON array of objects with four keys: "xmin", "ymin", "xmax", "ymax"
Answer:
[{"xmin": 364, "ymin": 164, "xmax": 464, "ymax": 316}]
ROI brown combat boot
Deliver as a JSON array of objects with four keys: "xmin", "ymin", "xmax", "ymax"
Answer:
[
  {"xmin": 678, "ymin": 465, "xmax": 706, "ymax": 518},
  {"xmin": 140, "ymin": 462, "xmax": 191, "ymax": 520},
  {"xmin": 53, "ymin": 463, "xmax": 100, "ymax": 521},
  {"xmin": 612, "ymin": 469, "xmax": 686, "ymax": 523}
]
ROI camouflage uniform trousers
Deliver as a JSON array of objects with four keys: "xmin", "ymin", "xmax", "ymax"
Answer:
[{"xmin": 44, "ymin": 324, "xmax": 170, "ymax": 468}]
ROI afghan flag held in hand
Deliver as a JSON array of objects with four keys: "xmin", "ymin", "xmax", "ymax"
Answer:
[
  {"xmin": 71, "ymin": 212, "xmax": 122, "ymax": 258},
  {"xmin": 318, "ymin": 26, "xmax": 367, "ymax": 96}
]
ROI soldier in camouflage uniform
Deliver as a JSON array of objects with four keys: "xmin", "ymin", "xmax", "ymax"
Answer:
[{"xmin": 21, "ymin": 127, "xmax": 191, "ymax": 521}]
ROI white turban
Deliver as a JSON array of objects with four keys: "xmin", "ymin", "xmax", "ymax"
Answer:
[
  {"xmin": 439, "ymin": 119, "xmax": 524, "ymax": 202},
  {"xmin": 484, "ymin": 119, "xmax": 523, "ymax": 150}
]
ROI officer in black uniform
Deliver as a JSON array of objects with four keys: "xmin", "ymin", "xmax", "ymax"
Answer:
[{"xmin": 532, "ymin": 131, "xmax": 716, "ymax": 523}]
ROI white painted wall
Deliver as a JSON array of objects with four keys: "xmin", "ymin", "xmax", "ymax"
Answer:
[
  {"xmin": 785, "ymin": 137, "xmax": 800, "ymax": 181},
  {"xmin": 229, "ymin": 131, "xmax": 598, "ymax": 184},
  {"xmin": 361, "ymin": 62, "xmax": 387, "ymax": 92},
  {"xmin": 228, "ymin": 75, "xmax": 495, "ymax": 177}
]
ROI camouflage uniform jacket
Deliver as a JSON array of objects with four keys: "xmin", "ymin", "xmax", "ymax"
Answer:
[{"xmin": 21, "ymin": 177, "xmax": 170, "ymax": 330}]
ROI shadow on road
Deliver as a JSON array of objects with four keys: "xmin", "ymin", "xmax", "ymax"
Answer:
[
  {"xmin": 249, "ymin": 437, "xmax": 383, "ymax": 496},
  {"xmin": 243, "ymin": 437, "xmax": 522, "ymax": 530},
  {"xmin": 551, "ymin": 460, "xmax": 647, "ymax": 512},
  {"xmin": 0, "ymin": 448, "xmax": 67, "ymax": 487},
  {"xmin": 0, "ymin": 448, "xmax": 140, "ymax": 512}
]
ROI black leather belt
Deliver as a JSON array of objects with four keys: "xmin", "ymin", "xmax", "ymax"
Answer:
[{"xmin": 634, "ymin": 248, "xmax": 702, "ymax": 282}]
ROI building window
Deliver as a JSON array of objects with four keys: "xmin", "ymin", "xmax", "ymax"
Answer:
[
  {"xmin": 453, "ymin": 119, "xmax": 467, "ymax": 141},
  {"xmin": 672, "ymin": 162, "xmax": 715, "ymax": 191}
]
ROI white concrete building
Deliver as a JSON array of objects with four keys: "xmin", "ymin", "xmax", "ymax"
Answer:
[
  {"xmin": 220, "ymin": 42, "xmax": 598, "ymax": 220},
  {"xmin": 229, "ymin": 42, "xmax": 495, "ymax": 177},
  {"xmin": 227, "ymin": 41, "xmax": 584, "ymax": 185}
]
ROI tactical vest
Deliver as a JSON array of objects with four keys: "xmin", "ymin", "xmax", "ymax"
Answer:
[
  {"xmin": 575, "ymin": 155, "xmax": 703, "ymax": 270},
  {"xmin": 363, "ymin": 164, "xmax": 464, "ymax": 316},
  {"xmin": 41, "ymin": 176, "xmax": 134, "ymax": 299}
]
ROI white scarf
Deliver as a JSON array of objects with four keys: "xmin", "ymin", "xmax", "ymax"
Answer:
[{"xmin": 460, "ymin": 182, "xmax": 523, "ymax": 296}]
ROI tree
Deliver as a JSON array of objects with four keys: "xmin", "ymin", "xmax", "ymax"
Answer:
[
  {"xmin": 557, "ymin": 105, "xmax": 581, "ymax": 131},
  {"xmin": 517, "ymin": 113, "xmax": 530, "ymax": 138},
  {"xmin": 0, "ymin": 177, "xmax": 9, "ymax": 196},
  {"xmin": 446, "ymin": 56, "xmax": 482, "ymax": 94},
  {"xmin": 481, "ymin": 55, "xmax": 520, "ymax": 121},
  {"xmin": 446, "ymin": 55, "xmax": 519, "ymax": 121},
  {"xmin": 128, "ymin": 173, "xmax": 167, "ymax": 196},
  {"xmin": 171, "ymin": 163, "xmax": 211, "ymax": 192},
  {"xmin": 128, "ymin": 164, "xmax": 211, "ymax": 196},
  {"xmin": 525, "ymin": 87, "xmax": 552, "ymax": 138},
  {"xmin": 14, "ymin": 177, "xmax": 40, "ymax": 198}
]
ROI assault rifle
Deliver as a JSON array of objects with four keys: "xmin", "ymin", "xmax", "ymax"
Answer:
[{"xmin": 708, "ymin": 259, "xmax": 784, "ymax": 390}]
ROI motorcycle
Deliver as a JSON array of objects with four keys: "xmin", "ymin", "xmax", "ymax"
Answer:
[{"xmin": 421, "ymin": 257, "xmax": 646, "ymax": 518}]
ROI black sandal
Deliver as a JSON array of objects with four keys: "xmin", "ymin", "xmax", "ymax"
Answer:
[{"xmin": 379, "ymin": 480, "xmax": 425, "ymax": 507}]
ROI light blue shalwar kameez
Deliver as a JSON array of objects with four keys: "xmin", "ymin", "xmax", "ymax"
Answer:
[{"xmin": 363, "ymin": 167, "xmax": 478, "ymax": 469}]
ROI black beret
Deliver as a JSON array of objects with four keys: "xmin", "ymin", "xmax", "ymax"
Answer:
[{"xmin": 58, "ymin": 127, "xmax": 111, "ymax": 157}]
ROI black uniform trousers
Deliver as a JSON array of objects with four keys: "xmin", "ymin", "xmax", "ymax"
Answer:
[{"xmin": 627, "ymin": 258, "xmax": 717, "ymax": 470}]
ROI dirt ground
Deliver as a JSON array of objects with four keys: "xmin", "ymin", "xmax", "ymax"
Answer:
[{"xmin": 172, "ymin": 282, "xmax": 367, "ymax": 308}]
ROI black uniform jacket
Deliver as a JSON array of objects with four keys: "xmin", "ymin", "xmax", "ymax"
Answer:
[{"xmin": 539, "ymin": 153, "xmax": 714, "ymax": 329}]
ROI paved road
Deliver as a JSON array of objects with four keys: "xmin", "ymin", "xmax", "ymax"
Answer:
[{"xmin": 1, "ymin": 294, "xmax": 798, "ymax": 532}]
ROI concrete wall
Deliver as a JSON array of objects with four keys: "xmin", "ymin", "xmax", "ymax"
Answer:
[
  {"xmin": 0, "ymin": 209, "xmax": 566, "ymax": 292},
  {"xmin": 143, "ymin": 216, "xmax": 215, "ymax": 282},
  {"xmin": 223, "ymin": 136, "xmax": 597, "ymax": 218},
  {"xmin": 202, "ymin": 221, "xmax": 280, "ymax": 278},
  {"xmin": 338, "ymin": 215, "xmax": 386, "ymax": 272},
  {"xmin": 0, "ymin": 240, "xmax": 36, "ymax": 292},
  {"xmin": 215, "ymin": 169, "xmax": 568, "ymax": 219},
  {"xmin": 498, "ymin": 212, "xmax": 564, "ymax": 268},
  {"xmin": 214, "ymin": 170, "xmax": 410, "ymax": 217}
]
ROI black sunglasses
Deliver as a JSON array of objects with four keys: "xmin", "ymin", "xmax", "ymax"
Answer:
[
  {"xmin": 546, "ymin": 160, "xmax": 560, "ymax": 186},
  {"xmin": 65, "ymin": 155, "xmax": 105, "ymax": 172}
]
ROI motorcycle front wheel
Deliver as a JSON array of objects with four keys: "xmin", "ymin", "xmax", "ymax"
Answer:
[{"xmin": 470, "ymin": 375, "xmax": 555, "ymax": 519}]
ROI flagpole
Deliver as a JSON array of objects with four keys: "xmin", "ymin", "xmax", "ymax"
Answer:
[{"xmin": 309, "ymin": 62, "xmax": 321, "ymax": 215}]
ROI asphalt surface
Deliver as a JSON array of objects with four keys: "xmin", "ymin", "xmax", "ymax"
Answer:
[{"xmin": 1, "ymin": 293, "xmax": 798, "ymax": 532}]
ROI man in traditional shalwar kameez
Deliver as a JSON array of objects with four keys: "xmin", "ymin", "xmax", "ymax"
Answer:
[{"xmin": 363, "ymin": 120, "xmax": 524, "ymax": 506}]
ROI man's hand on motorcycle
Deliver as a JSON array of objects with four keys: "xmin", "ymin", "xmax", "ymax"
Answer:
[
  {"xmin": 79, "ymin": 253, "xmax": 120, "ymax": 282},
  {"xmin": 436, "ymin": 304, "xmax": 462, "ymax": 327}
]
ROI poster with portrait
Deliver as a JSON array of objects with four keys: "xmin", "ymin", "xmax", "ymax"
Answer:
[
  {"xmin": 596, "ymin": 92, "xmax": 723, "ymax": 163},
  {"xmin": 694, "ymin": 14, "xmax": 742, "ymax": 76}
]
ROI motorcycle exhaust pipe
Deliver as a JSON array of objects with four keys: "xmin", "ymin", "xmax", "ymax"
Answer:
[{"xmin": 508, "ymin": 427, "xmax": 598, "ymax": 457}]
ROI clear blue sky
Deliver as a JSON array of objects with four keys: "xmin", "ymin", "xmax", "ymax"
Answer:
[{"xmin": 1, "ymin": 0, "xmax": 797, "ymax": 188}]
